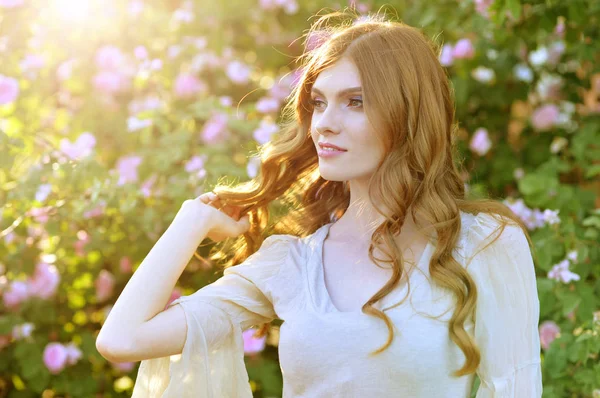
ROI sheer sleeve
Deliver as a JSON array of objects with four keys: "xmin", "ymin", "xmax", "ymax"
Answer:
[
  {"xmin": 464, "ymin": 213, "xmax": 543, "ymax": 397},
  {"xmin": 131, "ymin": 234, "xmax": 295, "ymax": 398}
]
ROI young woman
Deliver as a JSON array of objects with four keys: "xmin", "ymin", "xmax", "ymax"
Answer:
[{"xmin": 97, "ymin": 11, "xmax": 543, "ymax": 398}]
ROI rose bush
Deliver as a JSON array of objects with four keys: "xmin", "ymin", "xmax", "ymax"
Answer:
[{"xmin": 0, "ymin": 0, "xmax": 598, "ymax": 397}]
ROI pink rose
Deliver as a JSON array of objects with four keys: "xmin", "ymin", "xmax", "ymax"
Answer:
[
  {"xmin": 43, "ymin": 342, "xmax": 69, "ymax": 374},
  {"xmin": 95, "ymin": 46, "xmax": 125, "ymax": 70},
  {"xmin": 474, "ymin": 0, "xmax": 494, "ymax": 17},
  {"xmin": 64, "ymin": 342, "xmax": 83, "ymax": 366},
  {"xmin": 116, "ymin": 155, "xmax": 143, "ymax": 186},
  {"xmin": 164, "ymin": 288, "xmax": 182, "ymax": 310},
  {"xmin": 60, "ymin": 132, "xmax": 97, "ymax": 160},
  {"xmin": 2, "ymin": 281, "xmax": 30, "ymax": 309},
  {"xmin": 134, "ymin": 46, "xmax": 148, "ymax": 60},
  {"xmin": 305, "ymin": 30, "xmax": 331, "ymax": 52},
  {"xmin": 93, "ymin": 70, "xmax": 131, "ymax": 95},
  {"xmin": 83, "ymin": 200, "xmax": 106, "ymax": 219},
  {"xmin": 29, "ymin": 262, "xmax": 60, "ymax": 299},
  {"xmin": 12, "ymin": 323, "xmax": 35, "ymax": 340},
  {"xmin": 111, "ymin": 360, "xmax": 136, "ymax": 373},
  {"xmin": 452, "ymin": 39, "xmax": 475, "ymax": 59},
  {"xmin": 95, "ymin": 270, "xmax": 115, "ymax": 303},
  {"xmin": 539, "ymin": 320, "xmax": 560, "ymax": 350},
  {"xmin": 243, "ymin": 328, "xmax": 267, "ymax": 355},
  {"xmin": 119, "ymin": 256, "xmax": 133, "ymax": 274},
  {"xmin": 469, "ymin": 127, "xmax": 492, "ymax": 156},
  {"xmin": 531, "ymin": 104, "xmax": 559, "ymax": 131},
  {"xmin": 269, "ymin": 73, "xmax": 295, "ymax": 100},
  {"xmin": 141, "ymin": 174, "xmax": 157, "ymax": 198},
  {"xmin": 174, "ymin": 73, "xmax": 206, "ymax": 99},
  {"xmin": 253, "ymin": 119, "xmax": 278, "ymax": 144},
  {"xmin": 74, "ymin": 230, "xmax": 90, "ymax": 257},
  {"xmin": 226, "ymin": 61, "xmax": 251, "ymax": 85},
  {"xmin": 200, "ymin": 113, "xmax": 229, "ymax": 145},
  {"xmin": 439, "ymin": 44, "xmax": 454, "ymax": 66},
  {"xmin": 256, "ymin": 97, "xmax": 280, "ymax": 113},
  {"xmin": 0, "ymin": 75, "xmax": 19, "ymax": 105},
  {"xmin": 0, "ymin": 0, "xmax": 23, "ymax": 8}
]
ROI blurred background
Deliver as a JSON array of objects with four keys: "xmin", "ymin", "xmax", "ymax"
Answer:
[{"xmin": 0, "ymin": 0, "xmax": 599, "ymax": 397}]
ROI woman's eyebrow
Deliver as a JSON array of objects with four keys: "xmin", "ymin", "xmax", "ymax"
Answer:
[{"xmin": 311, "ymin": 86, "xmax": 362, "ymax": 97}]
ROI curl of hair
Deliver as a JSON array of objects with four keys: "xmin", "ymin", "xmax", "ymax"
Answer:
[{"xmin": 203, "ymin": 8, "xmax": 536, "ymax": 377}]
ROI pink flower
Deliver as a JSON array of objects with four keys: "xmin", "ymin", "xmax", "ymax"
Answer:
[
  {"xmin": 531, "ymin": 104, "xmax": 559, "ymax": 131},
  {"xmin": 474, "ymin": 0, "xmax": 494, "ymax": 17},
  {"xmin": 0, "ymin": 0, "xmax": 24, "ymax": 8},
  {"xmin": 548, "ymin": 259, "xmax": 580, "ymax": 283},
  {"xmin": 29, "ymin": 262, "xmax": 60, "ymax": 299},
  {"xmin": 185, "ymin": 155, "xmax": 205, "ymax": 172},
  {"xmin": 27, "ymin": 206, "xmax": 52, "ymax": 224},
  {"xmin": 116, "ymin": 155, "xmax": 143, "ymax": 185},
  {"xmin": 57, "ymin": 59, "xmax": 76, "ymax": 81},
  {"xmin": 0, "ymin": 74, "xmax": 19, "ymax": 105},
  {"xmin": 110, "ymin": 361, "xmax": 136, "ymax": 373},
  {"xmin": 43, "ymin": 343, "xmax": 69, "ymax": 374},
  {"xmin": 226, "ymin": 61, "xmax": 251, "ymax": 85},
  {"xmin": 246, "ymin": 157, "xmax": 261, "ymax": 179},
  {"xmin": 95, "ymin": 270, "xmax": 115, "ymax": 303},
  {"xmin": 554, "ymin": 18, "xmax": 565, "ymax": 38},
  {"xmin": 256, "ymin": 97, "xmax": 280, "ymax": 113},
  {"xmin": 128, "ymin": 0, "xmax": 144, "ymax": 16},
  {"xmin": 200, "ymin": 113, "xmax": 229, "ymax": 145},
  {"xmin": 469, "ymin": 128, "xmax": 492, "ymax": 156},
  {"xmin": 93, "ymin": 70, "xmax": 131, "ymax": 95},
  {"xmin": 140, "ymin": 174, "xmax": 157, "ymax": 198},
  {"xmin": 253, "ymin": 119, "xmax": 278, "ymax": 144},
  {"xmin": 64, "ymin": 342, "xmax": 83, "ymax": 366},
  {"xmin": 219, "ymin": 96, "xmax": 233, "ymax": 107},
  {"xmin": 3, "ymin": 281, "xmax": 30, "ymax": 309},
  {"xmin": 74, "ymin": 231, "xmax": 90, "ymax": 257},
  {"xmin": 452, "ymin": 39, "xmax": 475, "ymax": 59},
  {"xmin": 243, "ymin": 328, "xmax": 267, "ymax": 355},
  {"xmin": 539, "ymin": 320, "xmax": 560, "ymax": 350},
  {"xmin": 35, "ymin": 184, "xmax": 52, "ymax": 202},
  {"xmin": 60, "ymin": 132, "xmax": 97, "ymax": 160},
  {"xmin": 282, "ymin": 0, "xmax": 298, "ymax": 14},
  {"xmin": 119, "ymin": 256, "xmax": 133, "ymax": 274},
  {"xmin": 83, "ymin": 201, "xmax": 106, "ymax": 219},
  {"xmin": 134, "ymin": 45, "xmax": 148, "ymax": 60},
  {"xmin": 185, "ymin": 155, "xmax": 207, "ymax": 178},
  {"xmin": 164, "ymin": 288, "xmax": 182, "ymax": 310},
  {"xmin": 12, "ymin": 323, "xmax": 35, "ymax": 340},
  {"xmin": 96, "ymin": 46, "xmax": 125, "ymax": 70},
  {"xmin": 439, "ymin": 44, "xmax": 454, "ymax": 66},
  {"xmin": 20, "ymin": 54, "xmax": 45, "ymax": 73},
  {"xmin": 305, "ymin": 30, "xmax": 331, "ymax": 52},
  {"xmin": 259, "ymin": 0, "xmax": 277, "ymax": 10},
  {"xmin": 269, "ymin": 73, "xmax": 295, "ymax": 100},
  {"xmin": 174, "ymin": 72, "xmax": 206, "ymax": 99}
]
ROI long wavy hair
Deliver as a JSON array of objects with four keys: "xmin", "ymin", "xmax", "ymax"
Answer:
[{"xmin": 203, "ymin": 9, "xmax": 534, "ymax": 377}]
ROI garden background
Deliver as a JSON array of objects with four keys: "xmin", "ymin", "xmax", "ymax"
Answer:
[{"xmin": 0, "ymin": 0, "xmax": 599, "ymax": 397}]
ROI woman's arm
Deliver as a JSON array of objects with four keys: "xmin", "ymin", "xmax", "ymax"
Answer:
[{"xmin": 96, "ymin": 212, "xmax": 211, "ymax": 361}]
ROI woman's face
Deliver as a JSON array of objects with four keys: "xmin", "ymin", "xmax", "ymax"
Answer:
[{"xmin": 309, "ymin": 57, "xmax": 385, "ymax": 183}]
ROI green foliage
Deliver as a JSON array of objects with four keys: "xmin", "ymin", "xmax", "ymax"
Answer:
[{"xmin": 0, "ymin": 0, "xmax": 599, "ymax": 396}]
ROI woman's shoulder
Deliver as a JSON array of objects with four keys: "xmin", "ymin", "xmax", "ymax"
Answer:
[{"xmin": 457, "ymin": 210, "xmax": 524, "ymax": 259}]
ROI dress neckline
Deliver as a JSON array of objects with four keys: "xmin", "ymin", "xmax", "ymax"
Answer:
[{"xmin": 313, "ymin": 222, "xmax": 434, "ymax": 315}]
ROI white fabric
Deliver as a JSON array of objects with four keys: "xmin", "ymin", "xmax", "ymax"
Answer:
[{"xmin": 131, "ymin": 211, "xmax": 542, "ymax": 397}]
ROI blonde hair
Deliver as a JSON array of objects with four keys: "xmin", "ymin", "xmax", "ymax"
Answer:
[{"xmin": 206, "ymin": 9, "xmax": 534, "ymax": 377}]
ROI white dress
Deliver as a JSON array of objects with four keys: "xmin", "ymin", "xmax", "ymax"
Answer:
[{"xmin": 131, "ymin": 211, "xmax": 543, "ymax": 397}]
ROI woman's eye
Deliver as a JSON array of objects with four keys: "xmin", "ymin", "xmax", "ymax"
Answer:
[
  {"xmin": 349, "ymin": 98, "xmax": 363, "ymax": 107},
  {"xmin": 310, "ymin": 98, "xmax": 324, "ymax": 108}
]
